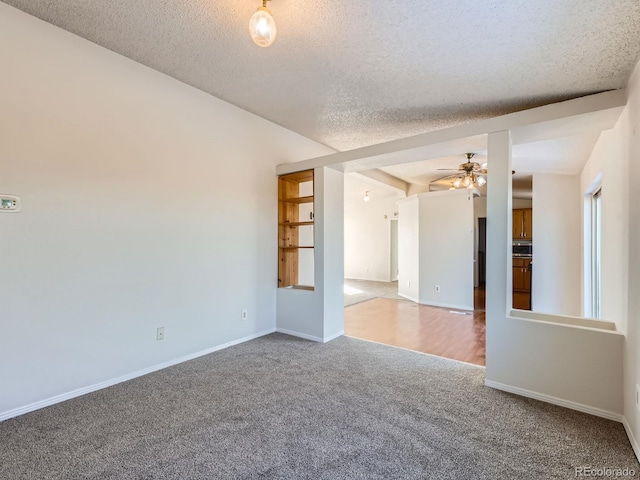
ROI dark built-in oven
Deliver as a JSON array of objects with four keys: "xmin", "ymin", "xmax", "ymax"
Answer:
[{"xmin": 513, "ymin": 240, "xmax": 532, "ymax": 258}]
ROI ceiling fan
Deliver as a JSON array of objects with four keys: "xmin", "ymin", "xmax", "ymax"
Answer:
[
  {"xmin": 430, "ymin": 153, "xmax": 514, "ymax": 190},
  {"xmin": 431, "ymin": 153, "xmax": 487, "ymax": 190}
]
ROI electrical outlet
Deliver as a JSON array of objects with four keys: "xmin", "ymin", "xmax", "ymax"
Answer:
[
  {"xmin": 435, "ymin": 285, "xmax": 441, "ymax": 293},
  {"xmin": 636, "ymin": 385, "xmax": 640, "ymax": 412},
  {"xmin": 241, "ymin": 309, "xmax": 248, "ymax": 321},
  {"xmin": 157, "ymin": 327, "xmax": 164, "ymax": 341}
]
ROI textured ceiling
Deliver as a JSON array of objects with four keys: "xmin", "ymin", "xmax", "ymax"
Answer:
[{"xmin": 3, "ymin": 0, "xmax": 640, "ymax": 151}]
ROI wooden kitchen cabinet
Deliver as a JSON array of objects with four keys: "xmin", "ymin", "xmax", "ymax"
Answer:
[
  {"xmin": 513, "ymin": 208, "xmax": 533, "ymax": 240},
  {"xmin": 512, "ymin": 258, "xmax": 532, "ymax": 310},
  {"xmin": 512, "ymin": 209, "xmax": 524, "ymax": 241},
  {"xmin": 513, "ymin": 292, "xmax": 531, "ymax": 310},
  {"xmin": 512, "ymin": 258, "xmax": 532, "ymax": 292},
  {"xmin": 523, "ymin": 209, "xmax": 533, "ymax": 239}
]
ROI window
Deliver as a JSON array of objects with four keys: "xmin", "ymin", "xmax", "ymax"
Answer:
[{"xmin": 591, "ymin": 188, "xmax": 602, "ymax": 319}]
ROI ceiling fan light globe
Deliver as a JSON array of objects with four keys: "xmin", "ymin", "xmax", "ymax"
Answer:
[{"xmin": 250, "ymin": 7, "xmax": 276, "ymax": 47}]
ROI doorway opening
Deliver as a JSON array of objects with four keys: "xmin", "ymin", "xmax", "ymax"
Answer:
[
  {"xmin": 343, "ymin": 176, "xmax": 485, "ymax": 366},
  {"xmin": 475, "ymin": 217, "xmax": 487, "ymax": 311}
]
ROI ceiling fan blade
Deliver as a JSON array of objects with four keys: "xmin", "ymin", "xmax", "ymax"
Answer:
[
  {"xmin": 473, "ymin": 169, "xmax": 514, "ymax": 174},
  {"xmin": 430, "ymin": 173, "xmax": 461, "ymax": 183},
  {"xmin": 436, "ymin": 168, "xmax": 462, "ymax": 171}
]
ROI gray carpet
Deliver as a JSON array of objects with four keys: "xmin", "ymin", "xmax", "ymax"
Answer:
[
  {"xmin": 344, "ymin": 279, "xmax": 404, "ymax": 307},
  {"xmin": 1, "ymin": 333, "xmax": 637, "ymax": 479}
]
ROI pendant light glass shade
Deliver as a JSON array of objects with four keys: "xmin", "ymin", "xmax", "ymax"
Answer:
[{"xmin": 250, "ymin": 5, "xmax": 277, "ymax": 47}]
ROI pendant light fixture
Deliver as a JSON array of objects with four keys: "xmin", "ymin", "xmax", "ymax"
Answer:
[
  {"xmin": 250, "ymin": 0, "xmax": 277, "ymax": 47},
  {"xmin": 364, "ymin": 191, "xmax": 370, "ymax": 202}
]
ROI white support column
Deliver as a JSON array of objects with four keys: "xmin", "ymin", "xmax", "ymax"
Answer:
[
  {"xmin": 485, "ymin": 130, "xmax": 513, "ymax": 374},
  {"xmin": 320, "ymin": 167, "xmax": 345, "ymax": 341}
]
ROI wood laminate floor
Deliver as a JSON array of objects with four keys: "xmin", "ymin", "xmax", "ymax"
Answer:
[{"xmin": 345, "ymin": 298, "xmax": 486, "ymax": 366}]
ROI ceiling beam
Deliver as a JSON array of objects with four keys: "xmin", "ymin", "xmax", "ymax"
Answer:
[
  {"xmin": 277, "ymin": 90, "xmax": 626, "ymax": 175},
  {"xmin": 355, "ymin": 169, "xmax": 408, "ymax": 197}
]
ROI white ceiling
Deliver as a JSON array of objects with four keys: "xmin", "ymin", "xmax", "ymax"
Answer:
[
  {"xmin": 3, "ymin": 0, "xmax": 640, "ymax": 152},
  {"xmin": 344, "ymin": 173, "xmax": 402, "ymax": 204},
  {"xmin": 380, "ymin": 133, "xmax": 600, "ymax": 186},
  {"xmin": 343, "ymin": 131, "xmax": 601, "ymax": 201}
]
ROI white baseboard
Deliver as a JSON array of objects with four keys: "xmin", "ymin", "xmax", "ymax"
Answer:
[
  {"xmin": 396, "ymin": 293, "xmax": 473, "ymax": 311},
  {"xmin": 275, "ymin": 328, "xmax": 343, "ymax": 343},
  {"xmin": 0, "ymin": 328, "xmax": 276, "ymax": 423},
  {"xmin": 485, "ymin": 380, "xmax": 623, "ymax": 422},
  {"xmin": 323, "ymin": 330, "xmax": 344, "ymax": 343},
  {"xmin": 623, "ymin": 417, "xmax": 640, "ymax": 462},
  {"xmin": 398, "ymin": 293, "xmax": 418, "ymax": 303},
  {"xmin": 275, "ymin": 327, "xmax": 323, "ymax": 343}
]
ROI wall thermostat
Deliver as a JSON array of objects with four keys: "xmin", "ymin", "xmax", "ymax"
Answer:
[{"xmin": 0, "ymin": 195, "xmax": 21, "ymax": 213}]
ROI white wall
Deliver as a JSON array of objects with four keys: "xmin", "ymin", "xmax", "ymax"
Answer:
[
  {"xmin": 474, "ymin": 196, "xmax": 488, "ymax": 219},
  {"xmin": 398, "ymin": 197, "xmax": 420, "ymax": 301},
  {"xmin": 0, "ymin": 4, "xmax": 334, "ymax": 418},
  {"xmin": 398, "ymin": 191, "xmax": 474, "ymax": 310},
  {"xmin": 623, "ymin": 59, "xmax": 640, "ymax": 458},
  {"xmin": 418, "ymin": 190, "xmax": 474, "ymax": 310},
  {"xmin": 344, "ymin": 194, "xmax": 399, "ymax": 281},
  {"xmin": 581, "ymin": 122, "xmax": 629, "ymax": 328},
  {"xmin": 532, "ymin": 174, "xmax": 582, "ymax": 316}
]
